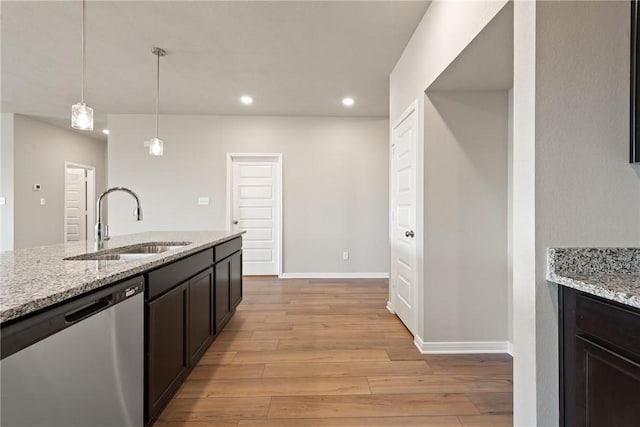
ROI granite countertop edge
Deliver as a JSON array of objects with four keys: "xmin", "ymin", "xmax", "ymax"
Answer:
[
  {"xmin": 0, "ymin": 231, "xmax": 244, "ymax": 324},
  {"xmin": 547, "ymin": 270, "xmax": 640, "ymax": 310},
  {"xmin": 546, "ymin": 247, "xmax": 640, "ymax": 310}
]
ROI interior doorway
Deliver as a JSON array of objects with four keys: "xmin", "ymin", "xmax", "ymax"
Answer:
[
  {"xmin": 226, "ymin": 153, "xmax": 283, "ymax": 276},
  {"xmin": 64, "ymin": 162, "xmax": 96, "ymax": 243}
]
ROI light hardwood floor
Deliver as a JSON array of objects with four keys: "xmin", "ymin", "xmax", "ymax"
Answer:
[{"xmin": 156, "ymin": 277, "xmax": 513, "ymax": 427}]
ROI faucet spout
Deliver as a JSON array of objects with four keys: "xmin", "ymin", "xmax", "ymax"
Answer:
[{"xmin": 95, "ymin": 187, "xmax": 143, "ymax": 250}]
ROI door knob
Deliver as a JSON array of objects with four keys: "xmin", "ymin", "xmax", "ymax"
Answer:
[
  {"xmin": 233, "ymin": 221, "xmax": 238, "ymax": 225},
  {"xmin": 405, "ymin": 230, "xmax": 415, "ymax": 238}
]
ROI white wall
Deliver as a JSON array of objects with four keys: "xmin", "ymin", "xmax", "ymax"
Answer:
[
  {"xmin": 533, "ymin": 2, "xmax": 640, "ymax": 425},
  {"xmin": 507, "ymin": 88, "xmax": 513, "ymax": 350},
  {"xmin": 12, "ymin": 115, "xmax": 107, "ymax": 249},
  {"xmin": 512, "ymin": 1, "xmax": 640, "ymax": 425},
  {"xmin": 1, "ymin": 113, "xmax": 15, "ymax": 252},
  {"xmin": 512, "ymin": 1, "xmax": 537, "ymax": 424},
  {"xmin": 107, "ymin": 114, "xmax": 389, "ymax": 275},
  {"xmin": 390, "ymin": 0, "xmax": 510, "ymax": 344},
  {"xmin": 422, "ymin": 91, "xmax": 508, "ymax": 345}
]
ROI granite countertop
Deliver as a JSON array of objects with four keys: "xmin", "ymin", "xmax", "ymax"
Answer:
[
  {"xmin": 0, "ymin": 231, "xmax": 243, "ymax": 323},
  {"xmin": 547, "ymin": 247, "xmax": 640, "ymax": 309}
]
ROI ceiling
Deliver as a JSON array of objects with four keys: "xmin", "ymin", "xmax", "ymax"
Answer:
[{"xmin": 1, "ymin": 1, "xmax": 430, "ymax": 140}]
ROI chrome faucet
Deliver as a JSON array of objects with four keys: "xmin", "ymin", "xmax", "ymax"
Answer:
[{"xmin": 95, "ymin": 187, "xmax": 143, "ymax": 250}]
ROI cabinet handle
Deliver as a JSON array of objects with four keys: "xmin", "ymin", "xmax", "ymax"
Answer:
[
  {"xmin": 405, "ymin": 230, "xmax": 415, "ymax": 238},
  {"xmin": 233, "ymin": 221, "xmax": 238, "ymax": 225}
]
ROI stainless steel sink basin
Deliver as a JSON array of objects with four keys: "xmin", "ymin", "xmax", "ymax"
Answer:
[
  {"xmin": 117, "ymin": 245, "xmax": 185, "ymax": 254},
  {"xmin": 65, "ymin": 242, "xmax": 192, "ymax": 261},
  {"xmin": 78, "ymin": 253, "xmax": 156, "ymax": 261}
]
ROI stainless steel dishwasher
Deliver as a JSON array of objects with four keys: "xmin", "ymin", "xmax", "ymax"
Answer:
[{"xmin": 1, "ymin": 276, "xmax": 144, "ymax": 427}]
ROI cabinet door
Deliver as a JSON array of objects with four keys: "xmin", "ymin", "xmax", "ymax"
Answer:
[
  {"xmin": 575, "ymin": 337, "xmax": 640, "ymax": 427},
  {"xmin": 230, "ymin": 251, "xmax": 243, "ymax": 310},
  {"xmin": 215, "ymin": 258, "xmax": 232, "ymax": 333},
  {"xmin": 188, "ymin": 268, "xmax": 214, "ymax": 365},
  {"xmin": 147, "ymin": 281, "xmax": 189, "ymax": 421}
]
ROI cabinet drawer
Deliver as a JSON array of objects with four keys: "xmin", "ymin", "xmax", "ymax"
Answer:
[
  {"xmin": 214, "ymin": 237, "xmax": 242, "ymax": 262},
  {"xmin": 147, "ymin": 249, "xmax": 213, "ymax": 301},
  {"xmin": 576, "ymin": 293, "xmax": 640, "ymax": 360}
]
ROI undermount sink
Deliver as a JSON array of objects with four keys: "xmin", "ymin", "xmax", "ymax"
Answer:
[
  {"xmin": 65, "ymin": 242, "xmax": 192, "ymax": 261},
  {"xmin": 78, "ymin": 253, "xmax": 156, "ymax": 261},
  {"xmin": 116, "ymin": 245, "xmax": 186, "ymax": 254}
]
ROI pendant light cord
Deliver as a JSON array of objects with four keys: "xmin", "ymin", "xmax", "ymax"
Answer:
[
  {"xmin": 155, "ymin": 50, "xmax": 160, "ymax": 138},
  {"xmin": 81, "ymin": 0, "xmax": 86, "ymax": 103}
]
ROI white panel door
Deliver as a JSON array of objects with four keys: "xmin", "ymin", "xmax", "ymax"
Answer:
[
  {"xmin": 65, "ymin": 168, "xmax": 87, "ymax": 242},
  {"xmin": 231, "ymin": 159, "xmax": 280, "ymax": 275},
  {"xmin": 391, "ymin": 107, "xmax": 418, "ymax": 335}
]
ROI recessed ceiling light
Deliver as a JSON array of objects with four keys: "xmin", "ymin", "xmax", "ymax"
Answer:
[
  {"xmin": 342, "ymin": 97, "xmax": 355, "ymax": 107},
  {"xmin": 102, "ymin": 129, "xmax": 110, "ymax": 135},
  {"xmin": 240, "ymin": 96, "xmax": 253, "ymax": 105}
]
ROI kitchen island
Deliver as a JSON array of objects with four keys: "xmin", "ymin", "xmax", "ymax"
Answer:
[
  {"xmin": 0, "ymin": 230, "xmax": 243, "ymax": 323},
  {"xmin": 1, "ymin": 231, "xmax": 244, "ymax": 427},
  {"xmin": 547, "ymin": 247, "xmax": 640, "ymax": 427}
]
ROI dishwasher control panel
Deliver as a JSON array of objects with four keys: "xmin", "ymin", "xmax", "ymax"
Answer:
[{"xmin": 121, "ymin": 282, "xmax": 144, "ymax": 300}]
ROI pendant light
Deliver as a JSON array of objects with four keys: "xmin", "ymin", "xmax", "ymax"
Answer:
[
  {"xmin": 71, "ymin": 0, "xmax": 94, "ymax": 130},
  {"xmin": 146, "ymin": 47, "xmax": 166, "ymax": 156}
]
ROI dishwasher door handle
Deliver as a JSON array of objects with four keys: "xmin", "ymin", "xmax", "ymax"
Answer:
[{"xmin": 65, "ymin": 296, "xmax": 112, "ymax": 324}]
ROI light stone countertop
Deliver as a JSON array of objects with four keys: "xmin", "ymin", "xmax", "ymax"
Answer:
[
  {"xmin": 0, "ymin": 231, "xmax": 243, "ymax": 323},
  {"xmin": 547, "ymin": 247, "xmax": 640, "ymax": 309}
]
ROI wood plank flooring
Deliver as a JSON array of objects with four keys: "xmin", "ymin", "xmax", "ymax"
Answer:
[{"xmin": 156, "ymin": 277, "xmax": 513, "ymax": 427}]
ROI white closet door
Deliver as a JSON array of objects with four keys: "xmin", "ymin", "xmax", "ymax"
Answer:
[
  {"xmin": 65, "ymin": 167, "xmax": 87, "ymax": 242},
  {"xmin": 391, "ymin": 107, "xmax": 418, "ymax": 334},
  {"xmin": 231, "ymin": 159, "xmax": 280, "ymax": 275}
]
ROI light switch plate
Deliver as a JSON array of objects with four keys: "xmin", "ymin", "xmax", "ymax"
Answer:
[
  {"xmin": 0, "ymin": 197, "xmax": 5, "ymax": 206},
  {"xmin": 40, "ymin": 198, "xmax": 46, "ymax": 206},
  {"xmin": 198, "ymin": 197, "xmax": 210, "ymax": 205}
]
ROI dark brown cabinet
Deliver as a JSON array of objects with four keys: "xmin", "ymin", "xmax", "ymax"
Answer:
[
  {"xmin": 145, "ymin": 238, "xmax": 243, "ymax": 426},
  {"xmin": 215, "ymin": 251, "xmax": 242, "ymax": 331},
  {"xmin": 215, "ymin": 258, "xmax": 232, "ymax": 333},
  {"xmin": 230, "ymin": 251, "xmax": 243, "ymax": 309},
  {"xmin": 147, "ymin": 281, "xmax": 189, "ymax": 420},
  {"xmin": 188, "ymin": 268, "xmax": 214, "ymax": 365},
  {"xmin": 560, "ymin": 287, "xmax": 640, "ymax": 426},
  {"xmin": 214, "ymin": 242, "xmax": 243, "ymax": 333}
]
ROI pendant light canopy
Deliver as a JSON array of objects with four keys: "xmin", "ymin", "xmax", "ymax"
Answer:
[
  {"xmin": 146, "ymin": 47, "xmax": 166, "ymax": 156},
  {"xmin": 71, "ymin": 0, "xmax": 93, "ymax": 131}
]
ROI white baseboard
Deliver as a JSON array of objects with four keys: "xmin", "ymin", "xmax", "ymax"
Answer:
[
  {"xmin": 279, "ymin": 272, "xmax": 390, "ymax": 279},
  {"xmin": 507, "ymin": 341, "xmax": 514, "ymax": 356},
  {"xmin": 386, "ymin": 301, "xmax": 395, "ymax": 314},
  {"xmin": 414, "ymin": 336, "xmax": 511, "ymax": 354}
]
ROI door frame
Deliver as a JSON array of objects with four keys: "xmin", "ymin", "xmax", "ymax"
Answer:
[
  {"xmin": 226, "ymin": 153, "xmax": 283, "ymax": 277},
  {"xmin": 63, "ymin": 161, "xmax": 96, "ymax": 243},
  {"xmin": 389, "ymin": 100, "xmax": 424, "ymax": 342}
]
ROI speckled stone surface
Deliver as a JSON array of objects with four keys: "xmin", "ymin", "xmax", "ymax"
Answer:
[
  {"xmin": 0, "ymin": 231, "xmax": 243, "ymax": 323},
  {"xmin": 547, "ymin": 247, "xmax": 640, "ymax": 309}
]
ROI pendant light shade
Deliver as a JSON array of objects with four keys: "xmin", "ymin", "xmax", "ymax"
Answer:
[
  {"xmin": 146, "ymin": 47, "xmax": 166, "ymax": 156},
  {"xmin": 71, "ymin": 0, "xmax": 93, "ymax": 131},
  {"xmin": 148, "ymin": 137, "xmax": 164, "ymax": 156},
  {"xmin": 71, "ymin": 102, "xmax": 93, "ymax": 130}
]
